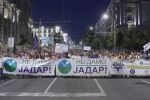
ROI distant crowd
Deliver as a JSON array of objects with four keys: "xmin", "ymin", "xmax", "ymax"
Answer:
[{"xmin": 0, "ymin": 49, "xmax": 148, "ymax": 61}]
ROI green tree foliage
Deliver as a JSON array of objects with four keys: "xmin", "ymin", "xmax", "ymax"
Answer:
[
  {"xmin": 82, "ymin": 27, "xmax": 150, "ymax": 50},
  {"xmin": 18, "ymin": 33, "xmax": 28, "ymax": 45},
  {"xmin": 27, "ymin": 32, "xmax": 33, "ymax": 45},
  {"xmin": 92, "ymin": 34, "xmax": 100, "ymax": 49},
  {"xmin": 18, "ymin": 31, "xmax": 33, "ymax": 47},
  {"xmin": 116, "ymin": 31, "xmax": 124, "ymax": 48},
  {"xmin": 53, "ymin": 32, "xmax": 64, "ymax": 43},
  {"xmin": 82, "ymin": 30, "xmax": 98, "ymax": 49},
  {"xmin": 107, "ymin": 27, "xmax": 150, "ymax": 50}
]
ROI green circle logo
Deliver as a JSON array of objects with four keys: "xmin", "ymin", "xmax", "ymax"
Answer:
[
  {"xmin": 140, "ymin": 61, "xmax": 143, "ymax": 65},
  {"xmin": 58, "ymin": 60, "xmax": 72, "ymax": 74},
  {"xmin": 4, "ymin": 59, "xmax": 17, "ymax": 72}
]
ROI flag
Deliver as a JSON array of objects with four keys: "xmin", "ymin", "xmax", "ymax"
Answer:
[
  {"xmin": 33, "ymin": 34, "xmax": 39, "ymax": 49},
  {"xmin": 143, "ymin": 42, "xmax": 150, "ymax": 52}
]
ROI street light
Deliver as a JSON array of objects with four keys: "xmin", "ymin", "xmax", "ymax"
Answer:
[
  {"xmin": 99, "ymin": 13, "xmax": 109, "ymax": 49},
  {"xmin": 102, "ymin": 13, "xmax": 109, "ymax": 32},
  {"xmin": 102, "ymin": 13, "xmax": 116, "ymax": 50},
  {"xmin": 30, "ymin": 25, "xmax": 33, "ymax": 28},
  {"xmin": 102, "ymin": 13, "xmax": 109, "ymax": 20},
  {"xmin": 89, "ymin": 26, "xmax": 94, "ymax": 31}
]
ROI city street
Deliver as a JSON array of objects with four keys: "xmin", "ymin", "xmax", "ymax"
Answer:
[
  {"xmin": 0, "ymin": 78, "xmax": 150, "ymax": 100},
  {"xmin": 1, "ymin": 0, "xmax": 150, "ymax": 100}
]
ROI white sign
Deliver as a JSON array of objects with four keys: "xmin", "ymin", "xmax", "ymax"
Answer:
[
  {"xmin": 8, "ymin": 37, "xmax": 14, "ymax": 48},
  {"xmin": 143, "ymin": 42, "xmax": 150, "ymax": 52},
  {"xmin": 4, "ymin": 8, "xmax": 8, "ymax": 19},
  {"xmin": 61, "ymin": 44, "xmax": 69, "ymax": 52},
  {"xmin": 2, "ymin": 58, "xmax": 55, "ymax": 76},
  {"xmin": 55, "ymin": 43, "xmax": 62, "ymax": 53},
  {"xmin": 55, "ymin": 43, "xmax": 68, "ymax": 53},
  {"xmin": 56, "ymin": 58, "xmax": 109, "ymax": 76},
  {"xmin": 83, "ymin": 46, "xmax": 91, "ymax": 51}
]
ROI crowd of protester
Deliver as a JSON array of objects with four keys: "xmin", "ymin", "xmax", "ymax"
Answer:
[
  {"xmin": 0, "ymin": 48, "xmax": 149, "ymax": 80},
  {"xmin": 0, "ymin": 49, "xmax": 146, "ymax": 60}
]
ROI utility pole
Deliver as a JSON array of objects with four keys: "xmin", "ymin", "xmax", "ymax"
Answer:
[
  {"xmin": 0, "ymin": 0, "xmax": 4, "ymax": 44},
  {"xmin": 112, "ymin": 6, "xmax": 116, "ymax": 50}
]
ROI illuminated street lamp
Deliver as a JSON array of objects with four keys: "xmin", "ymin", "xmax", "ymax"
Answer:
[
  {"xmin": 30, "ymin": 25, "xmax": 33, "ymax": 28},
  {"xmin": 102, "ymin": 13, "xmax": 109, "ymax": 20},
  {"xmin": 102, "ymin": 13, "xmax": 116, "ymax": 50},
  {"xmin": 99, "ymin": 13, "xmax": 109, "ymax": 50},
  {"xmin": 89, "ymin": 26, "xmax": 94, "ymax": 30}
]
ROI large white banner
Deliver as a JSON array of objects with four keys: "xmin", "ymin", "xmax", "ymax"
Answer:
[
  {"xmin": 56, "ymin": 58, "xmax": 110, "ymax": 76},
  {"xmin": 110, "ymin": 59, "xmax": 150, "ymax": 76},
  {"xmin": 2, "ymin": 58, "xmax": 55, "ymax": 76},
  {"xmin": 3, "ymin": 57, "xmax": 150, "ymax": 76},
  {"xmin": 125, "ymin": 60, "xmax": 150, "ymax": 76}
]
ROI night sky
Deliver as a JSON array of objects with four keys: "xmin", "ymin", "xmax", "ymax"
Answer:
[{"xmin": 32, "ymin": 0, "xmax": 111, "ymax": 43}]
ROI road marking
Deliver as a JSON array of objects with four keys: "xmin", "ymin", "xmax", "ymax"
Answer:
[
  {"xmin": 94, "ymin": 79, "xmax": 107, "ymax": 96},
  {"xmin": 44, "ymin": 78, "xmax": 57, "ymax": 93},
  {"xmin": 0, "ymin": 79, "xmax": 15, "ymax": 87},
  {"xmin": 0, "ymin": 78, "xmax": 107, "ymax": 97},
  {"xmin": 141, "ymin": 79, "xmax": 150, "ymax": 85},
  {"xmin": 0, "ymin": 92, "xmax": 106, "ymax": 97}
]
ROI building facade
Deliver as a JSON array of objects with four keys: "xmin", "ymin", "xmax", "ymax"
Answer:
[
  {"xmin": 32, "ymin": 26, "xmax": 69, "ymax": 47},
  {"xmin": 0, "ymin": 0, "xmax": 33, "ymax": 47},
  {"xmin": 95, "ymin": 0, "xmax": 150, "ymax": 34}
]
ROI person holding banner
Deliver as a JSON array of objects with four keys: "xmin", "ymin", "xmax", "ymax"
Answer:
[
  {"xmin": 90, "ymin": 52, "xmax": 99, "ymax": 58},
  {"xmin": 0, "ymin": 57, "xmax": 2, "ymax": 79},
  {"xmin": 0, "ymin": 66, "xmax": 2, "ymax": 80},
  {"xmin": 62, "ymin": 52, "xmax": 70, "ymax": 58},
  {"xmin": 142, "ymin": 51, "xmax": 148, "ymax": 60},
  {"xmin": 0, "ymin": 60, "xmax": 5, "ymax": 80}
]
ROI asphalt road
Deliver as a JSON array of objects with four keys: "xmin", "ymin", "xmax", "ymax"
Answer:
[{"xmin": 0, "ymin": 77, "xmax": 150, "ymax": 100}]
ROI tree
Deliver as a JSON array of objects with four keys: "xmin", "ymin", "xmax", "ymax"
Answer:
[
  {"xmin": 18, "ymin": 33, "xmax": 28, "ymax": 45},
  {"xmin": 82, "ymin": 30, "xmax": 95, "ymax": 48},
  {"xmin": 92, "ymin": 34, "xmax": 100, "ymax": 49},
  {"xmin": 116, "ymin": 31, "xmax": 124, "ymax": 48},
  {"xmin": 122, "ymin": 27, "xmax": 143, "ymax": 50},
  {"xmin": 53, "ymin": 32, "xmax": 64, "ymax": 43},
  {"xmin": 82, "ymin": 26, "xmax": 150, "ymax": 51},
  {"xmin": 98, "ymin": 27, "xmax": 148, "ymax": 50}
]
